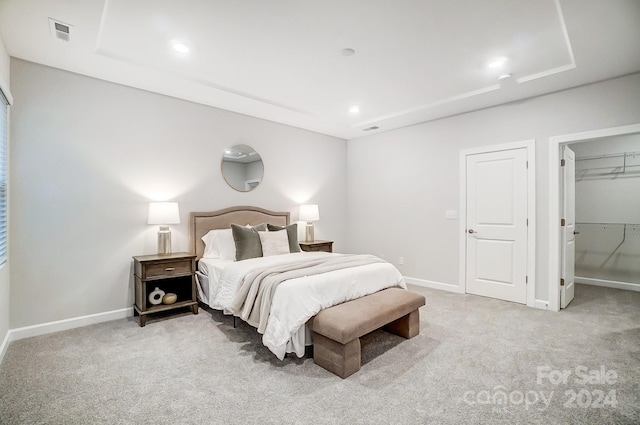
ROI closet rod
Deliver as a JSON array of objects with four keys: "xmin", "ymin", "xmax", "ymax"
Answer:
[
  {"xmin": 574, "ymin": 223, "xmax": 640, "ymax": 267},
  {"xmin": 575, "ymin": 150, "xmax": 640, "ymax": 161},
  {"xmin": 575, "ymin": 222, "xmax": 639, "ymax": 226}
]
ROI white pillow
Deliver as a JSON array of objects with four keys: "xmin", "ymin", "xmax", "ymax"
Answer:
[
  {"xmin": 201, "ymin": 230, "xmax": 218, "ymax": 258},
  {"xmin": 258, "ymin": 230, "xmax": 290, "ymax": 257},
  {"xmin": 214, "ymin": 229, "xmax": 237, "ymax": 260},
  {"xmin": 201, "ymin": 229, "xmax": 236, "ymax": 260}
]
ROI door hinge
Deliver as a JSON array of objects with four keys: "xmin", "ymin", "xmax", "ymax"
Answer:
[
  {"xmin": 527, "ymin": 218, "xmax": 529, "ymax": 226},
  {"xmin": 526, "ymin": 276, "xmax": 528, "ymax": 284},
  {"xmin": 526, "ymin": 161, "xmax": 529, "ymax": 169},
  {"xmin": 561, "ymin": 218, "xmax": 566, "ymax": 226},
  {"xmin": 560, "ymin": 278, "xmax": 565, "ymax": 286},
  {"xmin": 561, "ymin": 159, "xmax": 566, "ymax": 167}
]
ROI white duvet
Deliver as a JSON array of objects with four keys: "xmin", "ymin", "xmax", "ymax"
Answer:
[{"xmin": 200, "ymin": 252, "xmax": 406, "ymax": 360}]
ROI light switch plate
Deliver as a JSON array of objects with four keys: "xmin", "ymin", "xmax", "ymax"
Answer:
[{"xmin": 445, "ymin": 210, "xmax": 458, "ymax": 220}]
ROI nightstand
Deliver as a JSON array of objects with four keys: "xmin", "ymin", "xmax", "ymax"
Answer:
[
  {"xmin": 299, "ymin": 240, "xmax": 333, "ymax": 253},
  {"xmin": 132, "ymin": 252, "xmax": 198, "ymax": 327}
]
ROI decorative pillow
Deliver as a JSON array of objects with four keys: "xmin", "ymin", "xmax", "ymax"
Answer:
[
  {"xmin": 258, "ymin": 230, "xmax": 290, "ymax": 256},
  {"xmin": 250, "ymin": 223, "xmax": 268, "ymax": 232},
  {"xmin": 214, "ymin": 229, "xmax": 236, "ymax": 260},
  {"xmin": 201, "ymin": 230, "xmax": 218, "ymax": 258},
  {"xmin": 231, "ymin": 223, "xmax": 267, "ymax": 261},
  {"xmin": 267, "ymin": 223, "xmax": 300, "ymax": 253},
  {"xmin": 201, "ymin": 229, "xmax": 235, "ymax": 259}
]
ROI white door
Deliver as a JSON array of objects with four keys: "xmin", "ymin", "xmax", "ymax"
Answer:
[
  {"xmin": 561, "ymin": 146, "xmax": 576, "ymax": 308},
  {"xmin": 466, "ymin": 148, "xmax": 528, "ymax": 304}
]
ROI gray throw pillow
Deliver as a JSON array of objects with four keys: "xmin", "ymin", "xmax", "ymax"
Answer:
[
  {"xmin": 231, "ymin": 223, "xmax": 267, "ymax": 261},
  {"xmin": 267, "ymin": 223, "xmax": 300, "ymax": 253}
]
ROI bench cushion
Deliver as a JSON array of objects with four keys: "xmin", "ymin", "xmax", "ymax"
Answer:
[{"xmin": 308, "ymin": 288, "xmax": 425, "ymax": 344}]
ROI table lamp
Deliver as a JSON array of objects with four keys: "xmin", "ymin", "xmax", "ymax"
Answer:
[
  {"xmin": 147, "ymin": 202, "xmax": 180, "ymax": 255},
  {"xmin": 299, "ymin": 204, "xmax": 319, "ymax": 242}
]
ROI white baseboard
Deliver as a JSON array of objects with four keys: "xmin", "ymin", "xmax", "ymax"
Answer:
[
  {"xmin": 404, "ymin": 277, "xmax": 551, "ymax": 310},
  {"xmin": 534, "ymin": 299, "xmax": 550, "ymax": 310},
  {"xmin": 576, "ymin": 276, "xmax": 640, "ymax": 292},
  {"xmin": 404, "ymin": 276, "xmax": 465, "ymax": 294},
  {"xmin": 1, "ymin": 307, "xmax": 133, "ymax": 363}
]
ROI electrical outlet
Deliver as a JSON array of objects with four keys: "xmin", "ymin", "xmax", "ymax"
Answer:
[{"xmin": 399, "ymin": 257, "xmax": 405, "ymax": 265}]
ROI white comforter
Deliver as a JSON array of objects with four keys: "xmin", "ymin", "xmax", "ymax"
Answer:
[{"xmin": 203, "ymin": 252, "xmax": 406, "ymax": 360}]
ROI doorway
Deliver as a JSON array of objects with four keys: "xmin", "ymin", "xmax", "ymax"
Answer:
[
  {"xmin": 548, "ymin": 123, "xmax": 640, "ymax": 311},
  {"xmin": 459, "ymin": 140, "xmax": 536, "ymax": 306}
]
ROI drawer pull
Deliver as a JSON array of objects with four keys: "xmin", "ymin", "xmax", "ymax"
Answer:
[{"xmin": 165, "ymin": 267, "xmax": 176, "ymax": 271}]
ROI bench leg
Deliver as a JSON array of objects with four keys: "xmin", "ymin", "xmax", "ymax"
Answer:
[
  {"xmin": 383, "ymin": 309, "xmax": 420, "ymax": 339},
  {"xmin": 312, "ymin": 333, "xmax": 361, "ymax": 379}
]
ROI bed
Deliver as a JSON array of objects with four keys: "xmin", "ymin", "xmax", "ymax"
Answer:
[{"xmin": 190, "ymin": 206, "xmax": 406, "ymax": 360}]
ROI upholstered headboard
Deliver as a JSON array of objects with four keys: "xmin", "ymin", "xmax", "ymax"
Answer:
[{"xmin": 190, "ymin": 206, "xmax": 290, "ymax": 259}]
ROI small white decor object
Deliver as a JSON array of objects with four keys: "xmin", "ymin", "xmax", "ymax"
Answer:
[{"xmin": 149, "ymin": 287, "xmax": 165, "ymax": 305}]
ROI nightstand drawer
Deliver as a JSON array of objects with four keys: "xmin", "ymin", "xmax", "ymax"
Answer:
[
  {"xmin": 145, "ymin": 259, "xmax": 192, "ymax": 278},
  {"xmin": 303, "ymin": 245, "xmax": 328, "ymax": 252},
  {"xmin": 299, "ymin": 240, "xmax": 333, "ymax": 253}
]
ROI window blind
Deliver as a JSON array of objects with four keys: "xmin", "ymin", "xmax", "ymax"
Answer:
[{"xmin": 0, "ymin": 89, "xmax": 7, "ymax": 265}]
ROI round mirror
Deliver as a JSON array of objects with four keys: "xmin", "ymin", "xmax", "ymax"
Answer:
[{"xmin": 221, "ymin": 144, "xmax": 264, "ymax": 192}]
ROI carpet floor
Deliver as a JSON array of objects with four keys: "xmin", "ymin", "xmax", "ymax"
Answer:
[{"xmin": 1, "ymin": 283, "xmax": 639, "ymax": 424}]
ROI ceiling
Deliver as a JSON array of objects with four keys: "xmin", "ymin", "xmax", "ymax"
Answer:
[{"xmin": 1, "ymin": 0, "xmax": 639, "ymax": 140}]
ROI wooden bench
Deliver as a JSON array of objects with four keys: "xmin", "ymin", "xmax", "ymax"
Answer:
[{"xmin": 307, "ymin": 288, "xmax": 426, "ymax": 378}]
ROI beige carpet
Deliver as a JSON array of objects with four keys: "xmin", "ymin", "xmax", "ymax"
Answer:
[{"xmin": 1, "ymin": 284, "xmax": 639, "ymax": 424}]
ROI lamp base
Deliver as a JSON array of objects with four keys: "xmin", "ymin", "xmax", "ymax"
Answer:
[
  {"xmin": 305, "ymin": 222, "xmax": 315, "ymax": 243},
  {"xmin": 157, "ymin": 226, "xmax": 172, "ymax": 255}
]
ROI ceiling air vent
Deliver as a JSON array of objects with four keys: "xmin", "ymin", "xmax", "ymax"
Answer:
[{"xmin": 49, "ymin": 18, "xmax": 72, "ymax": 42}]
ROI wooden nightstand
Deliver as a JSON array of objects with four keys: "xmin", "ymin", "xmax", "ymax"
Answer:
[
  {"xmin": 299, "ymin": 240, "xmax": 333, "ymax": 253},
  {"xmin": 132, "ymin": 252, "xmax": 198, "ymax": 327}
]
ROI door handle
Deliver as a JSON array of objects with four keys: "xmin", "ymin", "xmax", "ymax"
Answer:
[
  {"xmin": 573, "ymin": 231, "xmax": 580, "ymax": 235},
  {"xmin": 468, "ymin": 229, "xmax": 475, "ymax": 234}
]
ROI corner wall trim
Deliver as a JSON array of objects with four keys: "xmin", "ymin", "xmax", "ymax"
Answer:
[
  {"xmin": 1, "ymin": 307, "xmax": 133, "ymax": 363},
  {"xmin": 404, "ymin": 276, "xmax": 465, "ymax": 294}
]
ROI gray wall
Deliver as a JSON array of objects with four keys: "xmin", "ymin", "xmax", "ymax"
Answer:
[
  {"xmin": 0, "ymin": 35, "xmax": 10, "ymax": 350},
  {"xmin": 6, "ymin": 58, "xmax": 640, "ymax": 332},
  {"xmin": 347, "ymin": 72, "xmax": 640, "ymax": 303},
  {"xmin": 570, "ymin": 135, "xmax": 640, "ymax": 284},
  {"xmin": 9, "ymin": 59, "xmax": 346, "ymax": 328}
]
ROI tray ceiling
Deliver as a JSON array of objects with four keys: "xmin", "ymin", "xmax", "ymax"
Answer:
[{"xmin": 1, "ymin": 0, "xmax": 639, "ymax": 139}]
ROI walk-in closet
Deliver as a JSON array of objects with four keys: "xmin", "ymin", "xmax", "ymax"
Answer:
[{"xmin": 570, "ymin": 134, "xmax": 640, "ymax": 291}]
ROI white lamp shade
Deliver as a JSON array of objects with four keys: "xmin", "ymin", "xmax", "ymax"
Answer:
[
  {"xmin": 299, "ymin": 204, "xmax": 319, "ymax": 222},
  {"xmin": 148, "ymin": 202, "xmax": 180, "ymax": 225}
]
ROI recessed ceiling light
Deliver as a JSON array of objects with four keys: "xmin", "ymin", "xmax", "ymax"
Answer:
[
  {"xmin": 172, "ymin": 41, "xmax": 189, "ymax": 53},
  {"xmin": 342, "ymin": 48, "xmax": 355, "ymax": 56},
  {"xmin": 349, "ymin": 105, "xmax": 360, "ymax": 113},
  {"xmin": 487, "ymin": 57, "xmax": 507, "ymax": 68}
]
